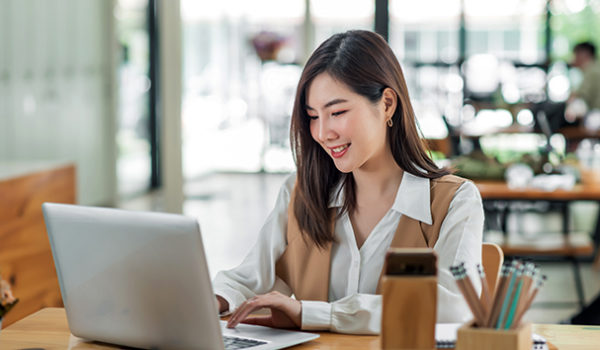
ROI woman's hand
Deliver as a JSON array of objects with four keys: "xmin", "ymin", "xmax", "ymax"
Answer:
[
  {"xmin": 216, "ymin": 295, "xmax": 229, "ymax": 313},
  {"xmin": 226, "ymin": 291, "xmax": 302, "ymax": 329}
]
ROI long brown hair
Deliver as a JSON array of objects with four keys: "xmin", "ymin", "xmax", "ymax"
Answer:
[{"xmin": 290, "ymin": 30, "xmax": 450, "ymax": 248}]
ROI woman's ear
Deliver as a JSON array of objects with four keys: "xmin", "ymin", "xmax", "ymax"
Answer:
[{"xmin": 382, "ymin": 88, "xmax": 397, "ymax": 119}]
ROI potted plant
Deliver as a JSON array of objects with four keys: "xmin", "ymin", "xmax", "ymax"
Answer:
[
  {"xmin": 0, "ymin": 273, "xmax": 18, "ymax": 330},
  {"xmin": 251, "ymin": 31, "xmax": 287, "ymax": 63}
]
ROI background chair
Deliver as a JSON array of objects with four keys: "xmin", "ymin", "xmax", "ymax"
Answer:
[{"xmin": 482, "ymin": 242, "xmax": 504, "ymax": 295}]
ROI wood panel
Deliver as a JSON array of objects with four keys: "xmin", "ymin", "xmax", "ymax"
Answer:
[{"xmin": 0, "ymin": 164, "xmax": 76, "ymax": 327}]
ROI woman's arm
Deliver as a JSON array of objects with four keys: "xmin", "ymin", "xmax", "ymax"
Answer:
[
  {"xmin": 301, "ymin": 294, "xmax": 382, "ymax": 334},
  {"xmin": 212, "ymin": 174, "xmax": 295, "ymax": 314},
  {"xmin": 434, "ymin": 180, "xmax": 484, "ymax": 323}
]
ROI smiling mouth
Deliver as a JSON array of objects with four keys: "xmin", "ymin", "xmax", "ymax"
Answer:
[
  {"xmin": 332, "ymin": 144, "xmax": 349, "ymax": 152},
  {"xmin": 329, "ymin": 144, "xmax": 350, "ymax": 158}
]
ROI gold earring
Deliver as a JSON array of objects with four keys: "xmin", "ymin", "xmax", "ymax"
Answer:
[{"xmin": 387, "ymin": 119, "xmax": 393, "ymax": 127}]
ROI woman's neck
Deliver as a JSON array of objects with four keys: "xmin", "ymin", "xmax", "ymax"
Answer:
[{"xmin": 352, "ymin": 157, "xmax": 404, "ymax": 200}]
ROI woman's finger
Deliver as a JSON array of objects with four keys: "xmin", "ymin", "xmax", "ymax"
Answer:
[
  {"xmin": 227, "ymin": 297, "xmax": 264, "ymax": 328},
  {"xmin": 241, "ymin": 315, "xmax": 274, "ymax": 327},
  {"xmin": 227, "ymin": 300, "xmax": 250, "ymax": 327},
  {"xmin": 233, "ymin": 297, "xmax": 259, "ymax": 320},
  {"xmin": 235, "ymin": 298, "xmax": 266, "ymax": 325},
  {"xmin": 227, "ymin": 293, "xmax": 299, "ymax": 328}
]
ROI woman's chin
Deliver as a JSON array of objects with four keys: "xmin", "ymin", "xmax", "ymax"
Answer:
[{"xmin": 332, "ymin": 161, "xmax": 355, "ymax": 174}]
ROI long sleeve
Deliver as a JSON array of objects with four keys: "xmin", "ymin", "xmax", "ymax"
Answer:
[
  {"xmin": 434, "ymin": 181, "xmax": 484, "ymax": 323},
  {"xmin": 212, "ymin": 175, "xmax": 295, "ymax": 313},
  {"xmin": 301, "ymin": 294, "xmax": 382, "ymax": 334}
]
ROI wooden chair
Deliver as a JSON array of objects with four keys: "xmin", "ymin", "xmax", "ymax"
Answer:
[{"xmin": 482, "ymin": 242, "xmax": 504, "ymax": 296}]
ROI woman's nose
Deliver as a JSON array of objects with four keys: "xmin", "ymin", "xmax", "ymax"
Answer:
[{"xmin": 314, "ymin": 117, "xmax": 337, "ymax": 143}]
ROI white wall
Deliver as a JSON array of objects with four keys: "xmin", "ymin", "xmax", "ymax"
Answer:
[{"xmin": 0, "ymin": 0, "xmax": 118, "ymax": 206}]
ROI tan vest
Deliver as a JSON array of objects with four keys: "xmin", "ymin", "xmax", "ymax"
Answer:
[{"xmin": 274, "ymin": 174, "xmax": 465, "ymax": 301}]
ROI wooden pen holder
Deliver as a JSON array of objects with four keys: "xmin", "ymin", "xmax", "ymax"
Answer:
[
  {"xmin": 456, "ymin": 321, "xmax": 531, "ymax": 350},
  {"xmin": 380, "ymin": 275, "xmax": 437, "ymax": 350}
]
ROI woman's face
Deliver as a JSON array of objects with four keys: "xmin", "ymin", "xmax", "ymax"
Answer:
[{"xmin": 305, "ymin": 72, "xmax": 392, "ymax": 174}]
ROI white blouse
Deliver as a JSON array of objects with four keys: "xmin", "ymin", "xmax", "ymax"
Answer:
[{"xmin": 212, "ymin": 171, "xmax": 484, "ymax": 334}]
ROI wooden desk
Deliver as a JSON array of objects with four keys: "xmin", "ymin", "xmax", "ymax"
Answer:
[
  {"xmin": 557, "ymin": 126, "xmax": 600, "ymax": 144},
  {"xmin": 1, "ymin": 308, "xmax": 600, "ymax": 349},
  {"xmin": 455, "ymin": 123, "xmax": 598, "ymax": 142},
  {"xmin": 475, "ymin": 179, "xmax": 600, "ymax": 249},
  {"xmin": 475, "ymin": 180, "xmax": 600, "ymax": 201},
  {"xmin": 475, "ymin": 178, "xmax": 600, "ymax": 246},
  {"xmin": 475, "ymin": 180, "xmax": 600, "ymax": 308},
  {"xmin": 474, "ymin": 179, "xmax": 600, "ymax": 252}
]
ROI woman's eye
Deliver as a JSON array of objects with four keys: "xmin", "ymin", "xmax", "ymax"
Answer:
[
  {"xmin": 332, "ymin": 110, "xmax": 347, "ymax": 117},
  {"xmin": 308, "ymin": 115, "xmax": 318, "ymax": 120}
]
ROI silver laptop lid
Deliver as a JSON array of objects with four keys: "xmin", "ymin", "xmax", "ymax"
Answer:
[{"xmin": 43, "ymin": 203, "xmax": 224, "ymax": 349}]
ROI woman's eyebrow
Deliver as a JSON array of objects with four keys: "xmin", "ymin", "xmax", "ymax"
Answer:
[{"xmin": 305, "ymin": 98, "xmax": 349, "ymax": 111}]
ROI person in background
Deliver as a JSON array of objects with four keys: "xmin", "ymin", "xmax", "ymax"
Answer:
[
  {"xmin": 566, "ymin": 42, "xmax": 600, "ymax": 122},
  {"xmin": 563, "ymin": 42, "xmax": 600, "ymax": 325},
  {"xmin": 212, "ymin": 30, "xmax": 484, "ymax": 334}
]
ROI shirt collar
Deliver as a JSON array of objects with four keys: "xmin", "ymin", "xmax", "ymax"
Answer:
[
  {"xmin": 327, "ymin": 171, "xmax": 432, "ymax": 225},
  {"xmin": 328, "ymin": 179, "xmax": 345, "ymax": 208},
  {"xmin": 393, "ymin": 171, "xmax": 432, "ymax": 225}
]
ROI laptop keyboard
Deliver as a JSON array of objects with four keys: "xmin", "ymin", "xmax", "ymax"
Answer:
[{"xmin": 223, "ymin": 335, "xmax": 268, "ymax": 349}]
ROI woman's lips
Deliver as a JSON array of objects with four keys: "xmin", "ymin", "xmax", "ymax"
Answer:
[{"xmin": 329, "ymin": 144, "xmax": 350, "ymax": 158}]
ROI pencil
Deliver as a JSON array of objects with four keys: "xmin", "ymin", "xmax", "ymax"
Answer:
[
  {"xmin": 505, "ymin": 262, "xmax": 530, "ymax": 329},
  {"xmin": 511, "ymin": 274, "xmax": 546, "ymax": 329},
  {"xmin": 486, "ymin": 262, "xmax": 511, "ymax": 327},
  {"xmin": 460, "ymin": 263, "xmax": 486, "ymax": 327},
  {"xmin": 503, "ymin": 276, "xmax": 523, "ymax": 329},
  {"xmin": 451, "ymin": 266, "xmax": 478, "ymax": 323},
  {"xmin": 495, "ymin": 260, "xmax": 521, "ymax": 329},
  {"xmin": 511, "ymin": 263, "xmax": 536, "ymax": 328},
  {"xmin": 451, "ymin": 265, "xmax": 485, "ymax": 326},
  {"xmin": 477, "ymin": 264, "xmax": 492, "ymax": 316}
]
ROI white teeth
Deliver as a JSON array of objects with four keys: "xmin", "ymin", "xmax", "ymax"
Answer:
[{"xmin": 332, "ymin": 145, "xmax": 348, "ymax": 152}]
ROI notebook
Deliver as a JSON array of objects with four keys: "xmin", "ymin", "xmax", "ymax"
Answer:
[{"xmin": 43, "ymin": 203, "xmax": 319, "ymax": 350}]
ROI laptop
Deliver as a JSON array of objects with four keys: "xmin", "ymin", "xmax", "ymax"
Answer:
[{"xmin": 42, "ymin": 203, "xmax": 319, "ymax": 350}]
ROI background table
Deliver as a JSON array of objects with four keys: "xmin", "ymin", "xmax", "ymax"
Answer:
[{"xmin": 475, "ymin": 180, "xmax": 600, "ymax": 308}]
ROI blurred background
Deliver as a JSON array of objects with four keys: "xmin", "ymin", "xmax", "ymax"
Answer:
[{"xmin": 2, "ymin": 0, "xmax": 600, "ymax": 327}]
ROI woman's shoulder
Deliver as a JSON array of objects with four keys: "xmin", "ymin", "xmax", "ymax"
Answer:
[
  {"xmin": 432, "ymin": 174, "xmax": 467, "ymax": 184},
  {"xmin": 430, "ymin": 174, "xmax": 481, "ymax": 200},
  {"xmin": 274, "ymin": 172, "xmax": 297, "ymax": 206},
  {"xmin": 281, "ymin": 172, "xmax": 297, "ymax": 193}
]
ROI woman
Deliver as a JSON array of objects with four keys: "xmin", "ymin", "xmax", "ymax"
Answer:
[{"xmin": 214, "ymin": 30, "xmax": 483, "ymax": 334}]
